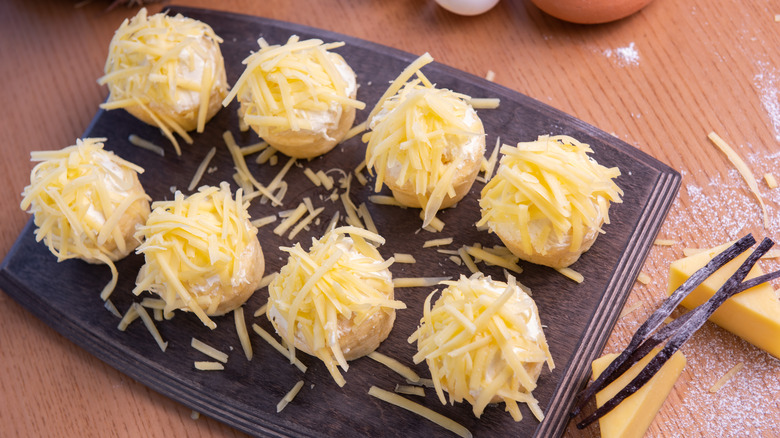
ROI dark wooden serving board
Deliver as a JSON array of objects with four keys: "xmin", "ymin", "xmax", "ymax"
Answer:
[{"xmin": 0, "ymin": 6, "xmax": 680, "ymax": 438}]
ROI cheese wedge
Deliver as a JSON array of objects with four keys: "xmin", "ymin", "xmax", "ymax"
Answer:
[
  {"xmin": 591, "ymin": 348, "xmax": 686, "ymax": 438},
  {"xmin": 668, "ymin": 242, "xmax": 780, "ymax": 358}
]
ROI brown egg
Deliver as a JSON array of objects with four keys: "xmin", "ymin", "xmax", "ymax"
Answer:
[{"xmin": 530, "ymin": 0, "xmax": 655, "ymax": 24}]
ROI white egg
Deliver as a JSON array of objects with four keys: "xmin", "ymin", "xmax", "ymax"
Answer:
[{"xmin": 435, "ymin": 0, "xmax": 500, "ymax": 16}]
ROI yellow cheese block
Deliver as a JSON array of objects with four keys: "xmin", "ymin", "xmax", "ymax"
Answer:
[
  {"xmin": 592, "ymin": 348, "xmax": 686, "ymax": 438},
  {"xmin": 668, "ymin": 242, "xmax": 780, "ymax": 358}
]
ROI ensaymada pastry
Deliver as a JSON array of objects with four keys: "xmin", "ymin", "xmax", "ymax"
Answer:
[
  {"xmin": 223, "ymin": 35, "xmax": 365, "ymax": 159},
  {"xmin": 133, "ymin": 183, "xmax": 264, "ymax": 329},
  {"xmin": 363, "ymin": 53, "xmax": 486, "ymax": 227},
  {"xmin": 409, "ymin": 274, "xmax": 554, "ymax": 422},
  {"xmin": 478, "ymin": 135, "xmax": 623, "ymax": 269},
  {"xmin": 19, "ymin": 137, "xmax": 151, "ymax": 300},
  {"xmin": 98, "ymin": 8, "xmax": 228, "ymax": 155},
  {"xmin": 266, "ymin": 226, "xmax": 404, "ymax": 386}
]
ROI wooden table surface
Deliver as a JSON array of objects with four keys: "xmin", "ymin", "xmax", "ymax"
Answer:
[{"xmin": 2, "ymin": 0, "xmax": 779, "ymax": 437}]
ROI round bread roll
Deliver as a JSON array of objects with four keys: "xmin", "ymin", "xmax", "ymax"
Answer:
[
  {"xmin": 478, "ymin": 135, "xmax": 623, "ymax": 269},
  {"xmin": 409, "ymin": 274, "xmax": 554, "ymax": 421},
  {"xmin": 224, "ymin": 35, "xmax": 364, "ymax": 159},
  {"xmin": 133, "ymin": 183, "xmax": 264, "ymax": 329},
  {"xmin": 20, "ymin": 137, "xmax": 151, "ymax": 299},
  {"xmin": 266, "ymin": 226, "xmax": 402, "ymax": 387},
  {"xmin": 99, "ymin": 8, "xmax": 228, "ymax": 155},
  {"xmin": 364, "ymin": 54, "xmax": 485, "ymax": 227}
]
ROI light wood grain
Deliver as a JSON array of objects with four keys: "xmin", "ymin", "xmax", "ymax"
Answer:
[{"xmin": 2, "ymin": 0, "xmax": 779, "ymax": 437}]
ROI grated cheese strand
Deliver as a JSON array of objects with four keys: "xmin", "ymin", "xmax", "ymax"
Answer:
[
  {"xmin": 368, "ymin": 351, "xmax": 421, "ymax": 383},
  {"xmin": 277, "ymin": 380, "xmax": 305, "ymax": 413},
  {"xmin": 251, "ymin": 323, "xmax": 308, "ymax": 373},
  {"xmin": 188, "ymin": 147, "xmax": 216, "ymax": 191},
  {"xmin": 707, "ymin": 132, "xmax": 769, "ymax": 228},
  {"xmin": 135, "ymin": 303, "xmax": 168, "ymax": 352},
  {"xmin": 235, "ymin": 307, "xmax": 253, "ymax": 361},
  {"xmin": 393, "ymin": 277, "xmax": 450, "ymax": 288},
  {"xmin": 128, "ymin": 134, "xmax": 165, "ymax": 157},
  {"xmin": 191, "ymin": 338, "xmax": 229, "ymax": 363},
  {"xmin": 395, "ymin": 384, "xmax": 426, "ymax": 397},
  {"xmin": 368, "ymin": 386, "xmax": 473, "ymax": 438},
  {"xmin": 194, "ymin": 361, "xmax": 225, "ymax": 371},
  {"xmin": 709, "ymin": 362, "xmax": 745, "ymax": 393}
]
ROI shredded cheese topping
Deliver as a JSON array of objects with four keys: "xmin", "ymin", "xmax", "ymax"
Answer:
[
  {"xmin": 133, "ymin": 183, "xmax": 262, "ymax": 329},
  {"xmin": 478, "ymin": 135, "xmax": 623, "ymax": 260},
  {"xmin": 224, "ymin": 35, "xmax": 365, "ymax": 140},
  {"xmin": 363, "ymin": 53, "xmax": 486, "ymax": 226},
  {"xmin": 267, "ymin": 226, "xmax": 404, "ymax": 386},
  {"xmin": 409, "ymin": 274, "xmax": 554, "ymax": 422},
  {"xmin": 98, "ymin": 8, "xmax": 227, "ymax": 154},
  {"xmin": 20, "ymin": 137, "xmax": 151, "ymax": 300}
]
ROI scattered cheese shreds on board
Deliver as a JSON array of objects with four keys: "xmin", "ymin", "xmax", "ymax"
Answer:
[
  {"xmin": 235, "ymin": 307, "xmax": 253, "ymax": 361},
  {"xmin": 393, "ymin": 277, "xmax": 450, "ymax": 288},
  {"xmin": 118, "ymin": 303, "xmax": 140, "ymax": 331},
  {"xmin": 135, "ymin": 303, "xmax": 167, "ymax": 352},
  {"xmin": 277, "ymin": 380, "xmax": 305, "ymax": 413},
  {"xmin": 654, "ymin": 239, "xmax": 678, "ymax": 246},
  {"xmin": 367, "ymin": 351, "xmax": 421, "ymax": 383},
  {"xmin": 254, "ymin": 302, "xmax": 269, "ymax": 318},
  {"xmin": 258, "ymin": 273, "xmax": 277, "ymax": 289},
  {"xmin": 274, "ymin": 203, "xmax": 308, "ymax": 236},
  {"xmin": 557, "ymin": 267, "xmax": 584, "ymax": 283},
  {"xmin": 191, "ymin": 338, "xmax": 229, "ymax": 363},
  {"xmin": 393, "ymin": 253, "xmax": 416, "ymax": 264},
  {"xmin": 709, "ymin": 362, "xmax": 745, "ymax": 393},
  {"xmin": 485, "ymin": 70, "xmax": 496, "ymax": 82},
  {"xmin": 368, "ymin": 195, "xmax": 407, "ymax": 207},
  {"xmin": 188, "ymin": 147, "xmax": 216, "ymax": 191},
  {"xmin": 104, "ymin": 299, "xmax": 122, "ymax": 318},
  {"xmin": 190, "ymin": 410, "xmax": 200, "ymax": 420},
  {"xmin": 458, "ymin": 247, "xmax": 480, "ymax": 274},
  {"xmin": 464, "ymin": 245, "xmax": 523, "ymax": 274},
  {"xmin": 707, "ymin": 132, "xmax": 769, "ymax": 229},
  {"xmin": 636, "ymin": 272, "xmax": 651, "ymax": 285},
  {"xmin": 468, "ymin": 98, "xmax": 500, "ymax": 109},
  {"xmin": 368, "ymin": 386, "xmax": 473, "ymax": 438},
  {"xmin": 251, "ymin": 323, "xmax": 307, "ymax": 373},
  {"xmin": 407, "ymin": 377, "xmax": 436, "ymax": 388},
  {"xmin": 128, "ymin": 134, "xmax": 165, "ymax": 157},
  {"xmin": 194, "ymin": 361, "xmax": 225, "ymax": 371},
  {"xmin": 395, "ymin": 384, "xmax": 426, "ymax": 397},
  {"xmin": 423, "ymin": 237, "xmax": 453, "ymax": 248},
  {"xmin": 251, "ymin": 215, "xmax": 277, "ymax": 228}
]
